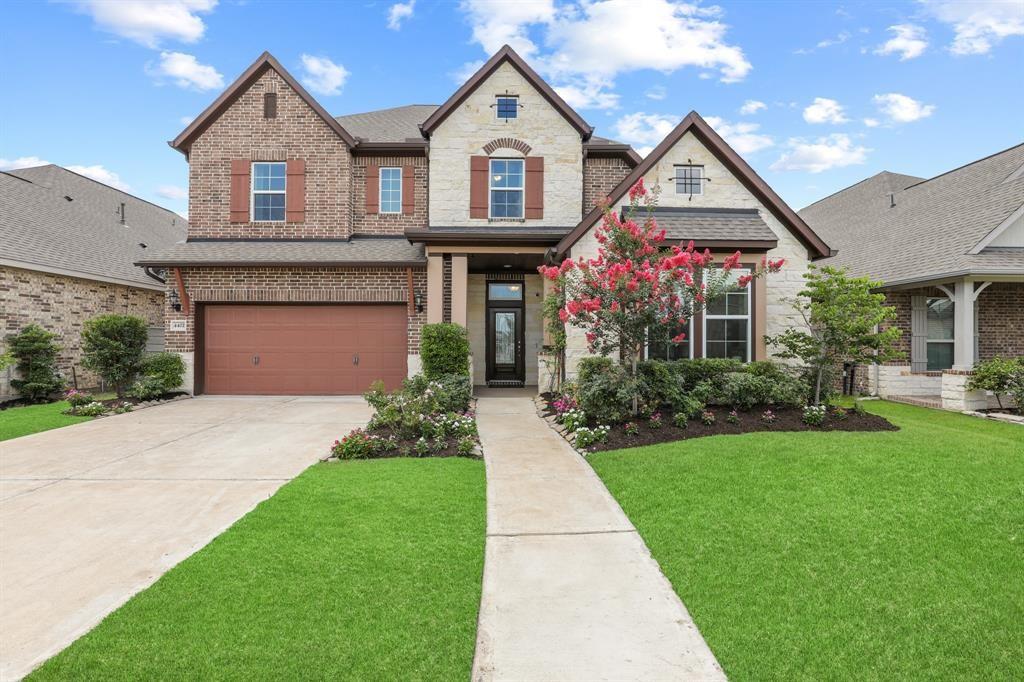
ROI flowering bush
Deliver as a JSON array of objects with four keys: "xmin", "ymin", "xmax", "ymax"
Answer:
[
  {"xmin": 456, "ymin": 436, "xmax": 477, "ymax": 457},
  {"xmin": 69, "ymin": 401, "xmax": 108, "ymax": 417},
  {"xmin": 574, "ymin": 425, "xmax": 610, "ymax": 449},
  {"xmin": 552, "ymin": 393, "xmax": 578, "ymax": 416},
  {"xmin": 332, "ymin": 429, "xmax": 378, "ymax": 459},
  {"xmin": 701, "ymin": 410, "xmax": 716, "ymax": 426},
  {"xmin": 624, "ymin": 421, "xmax": 640, "ymax": 436},
  {"xmin": 673, "ymin": 411, "xmax": 689, "ymax": 429},
  {"xmin": 64, "ymin": 389, "xmax": 94, "ymax": 408},
  {"xmin": 648, "ymin": 412, "xmax": 663, "ymax": 429},
  {"xmin": 802, "ymin": 404, "xmax": 827, "ymax": 426},
  {"xmin": 761, "ymin": 409, "xmax": 777, "ymax": 424},
  {"xmin": 559, "ymin": 408, "xmax": 587, "ymax": 433},
  {"xmin": 726, "ymin": 409, "xmax": 740, "ymax": 424},
  {"xmin": 112, "ymin": 401, "xmax": 133, "ymax": 414},
  {"xmin": 831, "ymin": 406, "xmax": 849, "ymax": 421}
]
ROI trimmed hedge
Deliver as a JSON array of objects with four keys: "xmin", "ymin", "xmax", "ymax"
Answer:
[{"xmin": 420, "ymin": 324, "xmax": 470, "ymax": 378}]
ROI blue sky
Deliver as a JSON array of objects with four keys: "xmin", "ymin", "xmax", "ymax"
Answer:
[{"xmin": 2, "ymin": 0, "xmax": 1022, "ymax": 218}]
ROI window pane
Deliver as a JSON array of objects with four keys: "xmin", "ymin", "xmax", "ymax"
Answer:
[
  {"xmin": 253, "ymin": 163, "xmax": 285, "ymax": 191},
  {"xmin": 705, "ymin": 316, "xmax": 749, "ymax": 361},
  {"xmin": 927, "ymin": 342, "xmax": 954, "ymax": 371},
  {"xmin": 490, "ymin": 189, "xmax": 523, "ymax": 218},
  {"xmin": 380, "ymin": 167, "xmax": 402, "ymax": 212},
  {"xmin": 927, "ymin": 298, "xmax": 954, "ymax": 341},
  {"xmin": 496, "ymin": 97, "xmax": 518, "ymax": 119},
  {"xmin": 253, "ymin": 193, "xmax": 285, "ymax": 221},
  {"xmin": 494, "ymin": 312, "xmax": 516, "ymax": 364},
  {"xmin": 488, "ymin": 283, "xmax": 523, "ymax": 300},
  {"xmin": 675, "ymin": 165, "xmax": 703, "ymax": 195}
]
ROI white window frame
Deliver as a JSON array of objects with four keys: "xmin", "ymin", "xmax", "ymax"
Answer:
[
  {"xmin": 925, "ymin": 297, "xmax": 955, "ymax": 371},
  {"xmin": 251, "ymin": 161, "xmax": 286, "ymax": 223},
  {"xmin": 379, "ymin": 166, "xmax": 402, "ymax": 214},
  {"xmin": 644, "ymin": 318, "xmax": 694, "ymax": 361},
  {"xmin": 703, "ymin": 268, "xmax": 751, "ymax": 362},
  {"xmin": 495, "ymin": 95, "xmax": 519, "ymax": 120},
  {"xmin": 489, "ymin": 158, "xmax": 525, "ymax": 219},
  {"xmin": 674, "ymin": 164, "xmax": 704, "ymax": 196}
]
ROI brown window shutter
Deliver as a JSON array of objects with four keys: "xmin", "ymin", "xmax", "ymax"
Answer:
[
  {"xmin": 229, "ymin": 159, "xmax": 250, "ymax": 223},
  {"xmin": 525, "ymin": 156, "xmax": 544, "ymax": 219},
  {"xmin": 285, "ymin": 159, "xmax": 305, "ymax": 223},
  {"xmin": 470, "ymin": 156, "xmax": 489, "ymax": 219},
  {"xmin": 401, "ymin": 165, "xmax": 415, "ymax": 215},
  {"xmin": 366, "ymin": 163, "xmax": 379, "ymax": 214}
]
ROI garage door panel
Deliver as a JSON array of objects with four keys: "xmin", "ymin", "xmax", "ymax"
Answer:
[{"xmin": 203, "ymin": 305, "xmax": 407, "ymax": 395}]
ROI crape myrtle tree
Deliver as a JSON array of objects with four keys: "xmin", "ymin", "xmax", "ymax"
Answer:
[
  {"xmin": 765, "ymin": 265, "xmax": 902, "ymax": 406},
  {"xmin": 539, "ymin": 179, "xmax": 783, "ymax": 414}
]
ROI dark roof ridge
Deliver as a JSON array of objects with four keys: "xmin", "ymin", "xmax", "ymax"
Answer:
[
  {"xmin": 799, "ymin": 170, "xmax": 921, "ymax": 212},
  {"xmin": 621, "ymin": 206, "xmax": 760, "ymax": 215},
  {"xmin": 902, "ymin": 141, "xmax": 1024, "ymax": 191}
]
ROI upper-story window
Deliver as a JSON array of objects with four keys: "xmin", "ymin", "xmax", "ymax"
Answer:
[
  {"xmin": 675, "ymin": 164, "xmax": 704, "ymax": 196},
  {"xmin": 495, "ymin": 95, "xmax": 519, "ymax": 120},
  {"xmin": 490, "ymin": 158, "xmax": 524, "ymax": 219},
  {"xmin": 380, "ymin": 167, "xmax": 402, "ymax": 214},
  {"xmin": 252, "ymin": 162, "xmax": 286, "ymax": 221}
]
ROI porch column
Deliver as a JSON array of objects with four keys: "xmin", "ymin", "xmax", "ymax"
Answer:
[
  {"xmin": 451, "ymin": 254, "xmax": 468, "ymax": 327},
  {"xmin": 427, "ymin": 254, "xmax": 444, "ymax": 324},
  {"xmin": 542, "ymin": 275, "xmax": 554, "ymax": 346},
  {"xmin": 952, "ymin": 278, "xmax": 975, "ymax": 370}
]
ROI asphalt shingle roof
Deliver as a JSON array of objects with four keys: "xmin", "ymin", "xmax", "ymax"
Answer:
[
  {"xmin": 136, "ymin": 238, "xmax": 425, "ymax": 267},
  {"xmin": 799, "ymin": 145, "xmax": 1024, "ymax": 286},
  {"xmin": 1, "ymin": 165, "xmax": 187, "ymax": 288},
  {"xmin": 619, "ymin": 206, "xmax": 778, "ymax": 243}
]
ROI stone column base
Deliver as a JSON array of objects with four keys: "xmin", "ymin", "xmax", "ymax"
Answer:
[
  {"xmin": 177, "ymin": 352, "xmax": 195, "ymax": 395},
  {"xmin": 941, "ymin": 370, "xmax": 987, "ymax": 411},
  {"xmin": 537, "ymin": 352, "xmax": 560, "ymax": 394}
]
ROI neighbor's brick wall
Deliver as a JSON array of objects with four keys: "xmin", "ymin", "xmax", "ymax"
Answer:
[
  {"xmin": 0, "ymin": 266, "xmax": 163, "ymax": 397},
  {"xmin": 583, "ymin": 156, "xmax": 632, "ymax": 214},
  {"xmin": 164, "ymin": 266, "xmax": 427, "ymax": 355},
  {"xmin": 351, "ymin": 155, "xmax": 428, "ymax": 235},
  {"xmin": 187, "ymin": 68, "xmax": 352, "ymax": 239}
]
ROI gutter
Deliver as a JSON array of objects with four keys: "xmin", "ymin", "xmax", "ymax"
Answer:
[
  {"xmin": 134, "ymin": 259, "xmax": 428, "ymax": 268},
  {"xmin": 0, "ymin": 258, "xmax": 165, "ymax": 291},
  {"xmin": 404, "ymin": 229, "xmax": 565, "ymax": 245}
]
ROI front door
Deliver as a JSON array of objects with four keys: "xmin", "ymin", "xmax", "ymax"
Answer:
[{"xmin": 485, "ymin": 281, "xmax": 525, "ymax": 385}]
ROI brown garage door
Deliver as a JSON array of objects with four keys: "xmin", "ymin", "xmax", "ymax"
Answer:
[{"xmin": 202, "ymin": 304, "xmax": 407, "ymax": 395}]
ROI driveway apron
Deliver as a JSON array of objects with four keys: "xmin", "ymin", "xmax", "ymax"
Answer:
[
  {"xmin": 0, "ymin": 396, "xmax": 370, "ymax": 681},
  {"xmin": 472, "ymin": 396, "xmax": 725, "ymax": 681}
]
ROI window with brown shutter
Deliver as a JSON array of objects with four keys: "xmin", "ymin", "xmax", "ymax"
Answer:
[
  {"xmin": 229, "ymin": 159, "xmax": 250, "ymax": 223},
  {"xmin": 285, "ymin": 159, "xmax": 305, "ymax": 223},
  {"xmin": 402, "ymin": 165, "xmax": 415, "ymax": 215},
  {"xmin": 366, "ymin": 164, "xmax": 379, "ymax": 214},
  {"xmin": 525, "ymin": 156, "xmax": 544, "ymax": 219},
  {"xmin": 470, "ymin": 156, "xmax": 489, "ymax": 219}
]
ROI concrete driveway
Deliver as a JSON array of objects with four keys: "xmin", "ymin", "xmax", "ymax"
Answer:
[{"xmin": 0, "ymin": 396, "xmax": 370, "ymax": 681}]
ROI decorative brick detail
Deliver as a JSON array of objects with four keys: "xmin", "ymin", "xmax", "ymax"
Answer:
[
  {"xmin": 583, "ymin": 156, "xmax": 632, "ymax": 215},
  {"xmin": 187, "ymin": 68, "xmax": 352, "ymax": 239},
  {"xmin": 351, "ymin": 156, "xmax": 428, "ymax": 235},
  {"xmin": 442, "ymin": 254, "xmax": 453, "ymax": 323},
  {"xmin": 0, "ymin": 266, "xmax": 163, "ymax": 396},
  {"xmin": 482, "ymin": 137, "xmax": 532, "ymax": 155},
  {"xmin": 163, "ymin": 266, "xmax": 427, "ymax": 355}
]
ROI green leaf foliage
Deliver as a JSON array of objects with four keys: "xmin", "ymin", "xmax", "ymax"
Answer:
[
  {"xmin": 80, "ymin": 315, "xmax": 148, "ymax": 398},
  {"xmin": 420, "ymin": 323, "xmax": 470, "ymax": 378},
  {"xmin": 5, "ymin": 324, "xmax": 64, "ymax": 402}
]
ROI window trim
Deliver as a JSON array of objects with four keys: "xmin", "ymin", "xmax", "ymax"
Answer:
[
  {"xmin": 674, "ymin": 164, "xmax": 704, "ymax": 196},
  {"xmin": 379, "ymin": 166, "xmax": 403, "ymax": 215},
  {"xmin": 495, "ymin": 95, "xmax": 519, "ymax": 120},
  {"xmin": 250, "ymin": 161, "xmax": 286, "ymax": 223},
  {"xmin": 925, "ymin": 296, "xmax": 955, "ymax": 371},
  {"xmin": 702, "ymin": 267, "xmax": 752, "ymax": 362},
  {"xmin": 488, "ymin": 157, "xmax": 525, "ymax": 220}
]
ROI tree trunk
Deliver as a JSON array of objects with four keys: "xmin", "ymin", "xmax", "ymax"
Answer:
[
  {"xmin": 814, "ymin": 366, "xmax": 823, "ymax": 406},
  {"xmin": 631, "ymin": 353, "xmax": 639, "ymax": 416}
]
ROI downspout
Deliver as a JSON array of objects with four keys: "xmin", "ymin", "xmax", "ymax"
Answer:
[{"xmin": 143, "ymin": 267, "xmax": 166, "ymax": 285}]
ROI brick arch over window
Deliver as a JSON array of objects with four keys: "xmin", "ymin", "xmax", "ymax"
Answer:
[{"xmin": 482, "ymin": 138, "xmax": 532, "ymax": 156}]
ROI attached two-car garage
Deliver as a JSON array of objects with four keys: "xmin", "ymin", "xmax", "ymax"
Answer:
[{"xmin": 201, "ymin": 304, "xmax": 407, "ymax": 395}]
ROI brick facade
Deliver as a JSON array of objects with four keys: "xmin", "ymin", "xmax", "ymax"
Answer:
[
  {"xmin": 1, "ymin": 266, "xmax": 163, "ymax": 397},
  {"xmin": 583, "ymin": 156, "xmax": 632, "ymax": 214},
  {"xmin": 977, "ymin": 282, "xmax": 1024, "ymax": 359},
  {"xmin": 350, "ymin": 155, "xmax": 428, "ymax": 235}
]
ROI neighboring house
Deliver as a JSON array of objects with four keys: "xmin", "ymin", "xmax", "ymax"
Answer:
[
  {"xmin": 0, "ymin": 165, "xmax": 187, "ymax": 399},
  {"xmin": 138, "ymin": 46, "xmax": 831, "ymax": 396},
  {"xmin": 800, "ymin": 144, "xmax": 1024, "ymax": 410}
]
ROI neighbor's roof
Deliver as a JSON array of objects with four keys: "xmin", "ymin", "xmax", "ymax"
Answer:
[
  {"xmin": 624, "ymin": 207, "xmax": 778, "ymax": 248},
  {"xmin": 799, "ymin": 144, "xmax": 1024, "ymax": 287},
  {"xmin": 135, "ymin": 237, "xmax": 425, "ymax": 267},
  {"xmin": 1, "ymin": 165, "xmax": 187, "ymax": 289}
]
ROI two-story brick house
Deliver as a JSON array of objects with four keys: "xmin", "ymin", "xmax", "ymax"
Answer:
[{"xmin": 139, "ymin": 46, "xmax": 832, "ymax": 395}]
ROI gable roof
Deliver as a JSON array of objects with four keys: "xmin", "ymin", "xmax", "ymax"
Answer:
[
  {"xmin": 800, "ymin": 143, "xmax": 1024, "ymax": 287},
  {"xmin": 171, "ymin": 52, "xmax": 357, "ymax": 153},
  {"xmin": 555, "ymin": 111, "xmax": 832, "ymax": 258},
  {"xmin": 420, "ymin": 45, "xmax": 593, "ymax": 140},
  {"xmin": 336, "ymin": 104, "xmax": 438, "ymax": 143},
  {"xmin": 1, "ymin": 165, "xmax": 187, "ymax": 289}
]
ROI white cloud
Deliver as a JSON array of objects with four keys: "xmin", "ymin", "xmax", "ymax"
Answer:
[
  {"xmin": 803, "ymin": 97, "xmax": 849, "ymax": 124},
  {"xmin": 872, "ymin": 93, "xmax": 935, "ymax": 123},
  {"xmin": 299, "ymin": 54, "xmax": 349, "ymax": 96},
  {"xmin": 770, "ymin": 134, "xmax": 869, "ymax": 173},
  {"xmin": 0, "ymin": 156, "xmax": 52, "ymax": 170},
  {"xmin": 387, "ymin": 0, "xmax": 415, "ymax": 30},
  {"xmin": 921, "ymin": 0, "xmax": 1024, "ymax": 55},
  {"xmin": 645, "ymin": 85, "xmax": 667, "ymax": 101},
  {"xmin": 739, "ymin": 99, "xmax": 766, "ymax": 115},
  {"xmin": 458, "ymin": 0, "xmax": 751, "ymax": 110},
  {"xmin": 863, "ymin": 117, "xmax": 880, "ymax": 127},
  {"xmin": 875, "ymin": 24, "xmax": 928, "ymax": 60},
  {"xmin": 794, "ymin": 30, "xmax": 850, "ymax": 54},
  {"xmin": 147, "ymin": 51, "xmax": 224, "ymax": 91},
  {"xmin": 156, "ymin": 185, "xmax": 187, "ymax": 200},
  {"xmin": 67, "ymin": 165, "xmax": 131, "ymax": 191},
  {"xmin": 703, "ymin": 116, "xmax": 774, "ymax": 155},
  {"xmin": 555, "ymin": 83, "xmax": 620, "ymax": 110},
  {"xmin": 72, "ymin": 0, "xmax": 217, "ymax": 48},
  {"xmin": 613, "ymin": 112, "xmax": 679, "ymax": 149}
]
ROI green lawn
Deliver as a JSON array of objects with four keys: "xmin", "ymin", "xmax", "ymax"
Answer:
[
  {"xmin": 31, "ymin": 457, "xmax": 486, "ymax": 681},
  {"xmin": 0, "ymin": 400, "xmax": 92, "ymax": 441},
  {"xmin": 590, "ymin": 401, "xmax": 1023, "ymax": 681}
]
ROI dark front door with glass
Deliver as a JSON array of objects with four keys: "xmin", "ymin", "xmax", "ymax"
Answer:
[{"xmin": 486, "ymin": 282, "xmax": 525, "ymax": 385}]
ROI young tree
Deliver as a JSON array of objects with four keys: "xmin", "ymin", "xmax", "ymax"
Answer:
[
  {"xmin": 81, "ymin": 314, "xmax": 148, "ymax": 398},
  {"xmin": 5, "ymin": 324, "xmax": 65, "ymax": 402},
  {"xmin": 765, "ymin": 265, "xmax": 902, "ymax": 405},
  {"xmin": 540, "ymin": 179, "xmax": 782, "ymax": 413}
]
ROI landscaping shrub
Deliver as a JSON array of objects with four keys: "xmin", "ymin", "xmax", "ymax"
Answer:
[
  {"xmin": 420, "ymin": 323, "xmax": 470, "ymax": 378},
  {"xmin": 666, "ymin": 358, "xmax": 745, "ymax": 392},
  {"xmin": 140, "ymin": 352, "xmax": 186, "ymax": 391},
  {"xmin": 81, "ymin": 315, "xmax": 148, "ymax": 397},
  {"xmin": 576, "ymin": 357, "xmax": 635, "ymax": 424},
  {"xmin": 967, "ymin": 357, "xmax": 1024, "ymax": 409},
  {"xmin": 714, "ymin": 371, "xmax": 809, "ymax": 410},
  {"xmin": 802, "ymin": 404, "xmax": 827, "ymax": 426},
  {"xmin": 637, "ymin": 360, "xmax": 683, "ymax": 412},
  {"xmin": 64, "ymin": 389, "xmax": 94, "ymax": 408},
  {"xmin": 574, "ymin": 425, "xmax": 610, "ymax": 449},
  {"xmin": 127, "ymin": 376, "xmax": 167, "ymax": 401},
  {"xmin": 673, "ymin": 394, "xmax": 705, "ymax": 422},
  {"xmin": 332, "ymin": 429, "xmax": 377, "ymax": 459},
  {"xmin": 72, "ymin": 401, "xmax": 109, "ymax": 417},
  {"xmin": 6, "ymin": 324, "xmax": 64, "ymax": 402}
]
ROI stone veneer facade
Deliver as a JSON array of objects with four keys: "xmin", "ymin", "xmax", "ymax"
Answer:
[{"xmin": 1, "ymin": 266, "xmax": 163, "ymax": 398}]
